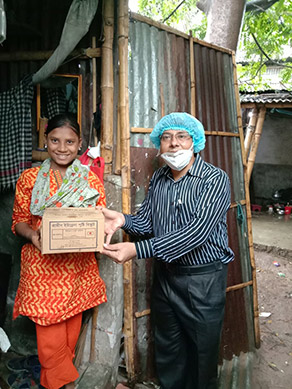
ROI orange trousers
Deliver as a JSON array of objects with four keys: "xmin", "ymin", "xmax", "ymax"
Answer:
[{"xmin": 35, "ymin": 313, "xmax": 82, "ymax": 389}]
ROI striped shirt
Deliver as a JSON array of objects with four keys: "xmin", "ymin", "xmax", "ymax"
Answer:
[{"xmin": 123, "ymin": 154, "xmax": 234, "ymax": 265}]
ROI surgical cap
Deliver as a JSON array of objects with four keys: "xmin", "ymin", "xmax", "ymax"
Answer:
[{"xmin": 150, "ymin": 112, "xmax": 206, "ymax": 153}]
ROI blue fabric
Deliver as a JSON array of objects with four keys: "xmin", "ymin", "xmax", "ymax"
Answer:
[
  {"xmin": 150, "ymin": 112, "xmax": 206, "ymax": 153},
  {"xmin": 123, "ymin": 154, "xmax": 234, "ymax": 265}
]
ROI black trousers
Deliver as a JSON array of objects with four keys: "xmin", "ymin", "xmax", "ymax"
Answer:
[{"xmin": 151, "ymin": 261, "xmax": 228, "ymax": 389}]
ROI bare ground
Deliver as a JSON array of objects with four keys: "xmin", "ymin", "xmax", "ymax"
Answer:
[{"xmin": 251, "ymin": 249, "xmax": 292, "ymax": 389}]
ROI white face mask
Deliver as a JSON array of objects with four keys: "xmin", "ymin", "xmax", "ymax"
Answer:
[{"xmin": 160, "ymin": 145, "xmax": 194, "ymax": 171}]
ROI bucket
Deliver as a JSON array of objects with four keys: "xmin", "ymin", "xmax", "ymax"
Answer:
[{"xmin": 284, "ymin": 206, "xmax": 292, "ymax": 215}]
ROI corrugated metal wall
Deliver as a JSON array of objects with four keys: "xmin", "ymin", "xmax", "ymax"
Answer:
[{"xmin": 128, "ymin": 16, "xmax": 256, "ymax": 381}]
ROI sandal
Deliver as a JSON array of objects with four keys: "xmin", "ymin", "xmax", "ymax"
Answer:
[
  {"xmin": 7, "ymin": 361, "xmax": 41, "ymax": 388},
  {"xmin": 6, "ymin": 355, "xmax": 40, "ymax": 372},
  {"xmin": 7, "ymin": 371, "xmax": 34, "ymax": 389}
]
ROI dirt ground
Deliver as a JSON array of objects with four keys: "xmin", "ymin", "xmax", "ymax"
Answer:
[
  {"xmin": 251, "ymin": 249, "xmax": 292, "ymax": 389},
  {"xmin": 117, "ymin": 248, "xmax": 292, "ymax": 389},
  {"xmin": 1, "ymin": 248, "xmax": 291, "ymax": 389}
]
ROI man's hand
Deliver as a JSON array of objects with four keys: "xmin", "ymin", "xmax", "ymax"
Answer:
[
  {"xmin": 101, "ymin": 242, "xmax": 136, "ymax": 264},
  {"xmin": 98, "ymin": 207, "xmax": 125, "ymax": 245}
]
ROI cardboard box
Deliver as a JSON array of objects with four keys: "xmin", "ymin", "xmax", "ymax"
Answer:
[{"xmin": 41, "ymin": 207, "xmax": 104, "ymax": 254}]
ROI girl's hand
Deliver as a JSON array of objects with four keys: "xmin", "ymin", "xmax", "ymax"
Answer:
[
  {"xmin": 15, "ymin": 222, "xmax": 41, "ymax": 251},
  {"xmin": 31, "ymin": 229, "xmax": 41, "ymax": 251}
]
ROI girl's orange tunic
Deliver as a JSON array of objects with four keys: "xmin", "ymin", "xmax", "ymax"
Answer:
[{"xmin": 12, "ymin": 166, "xmax": 107, "ymax": 326}]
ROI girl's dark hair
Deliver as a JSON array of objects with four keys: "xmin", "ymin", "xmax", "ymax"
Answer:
[{"xmin": 45, "ymin": 113, "xmax": 80, "ymax": 137}]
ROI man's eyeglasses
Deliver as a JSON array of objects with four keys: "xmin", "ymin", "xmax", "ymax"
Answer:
[{"xmin": 160, "ymin": 133, "xmax": 192, "ymax": 143}]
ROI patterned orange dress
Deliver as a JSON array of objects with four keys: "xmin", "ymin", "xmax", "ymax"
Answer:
[{"xmin": 12, "ymin": 166, "xmax": 107, "ymax": 326}]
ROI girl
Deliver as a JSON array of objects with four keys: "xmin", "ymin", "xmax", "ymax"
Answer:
[{"xmin": 12, "ymin": 113, "xmax": 107, "ymax": 389}]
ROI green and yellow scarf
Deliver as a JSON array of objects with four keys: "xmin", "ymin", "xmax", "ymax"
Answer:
[{"xmin": 30, "ymin": 158, "xmax": 100, "ymax": 216}]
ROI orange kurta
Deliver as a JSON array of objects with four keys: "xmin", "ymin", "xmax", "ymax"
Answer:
[{"xmin": 12, "ymin": 166, "xmax": 107, "ymax": 326}]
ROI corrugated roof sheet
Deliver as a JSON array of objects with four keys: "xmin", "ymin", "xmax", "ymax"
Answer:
[{"xmin": 240, "ymin": 91, "xmax": 292, "ymax": 104}]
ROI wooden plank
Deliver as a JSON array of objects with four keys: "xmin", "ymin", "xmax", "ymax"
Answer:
[
  {"xmin": 131, "ymin": 127, "xmax": 241, "ymax": 137},
  {"xmin": 0, "ymin": 48, "xmax": 101, "ymax": 62},
  {"xmin": 134, "ymin": 279, "xmax": 254, "ymax": 319}
]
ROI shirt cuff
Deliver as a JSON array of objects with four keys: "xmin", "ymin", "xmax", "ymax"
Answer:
[
  {"xmin": 122, "ymin": 214, "xmax": 133, "ymax": 232},
  {"xmin": 135, "ymin": 239, "xmax": 154, "ymax": 259}
]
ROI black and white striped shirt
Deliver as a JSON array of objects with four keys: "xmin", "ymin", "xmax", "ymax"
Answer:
[{"xmin": 123, "ymin": 154, "xmax": 234, "ymax": 265}]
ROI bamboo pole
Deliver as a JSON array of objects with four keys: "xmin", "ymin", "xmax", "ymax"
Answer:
[
  {"xmin": 90, "ymin": 307, "xmax": 99, "ymax": 363},
  {"xmin": 114, "ymin": 107, "xmax": 122, "ymax": 174},
  {"xmin": 135, "ymin": 309, "xmax": 151, "ymax": 318},
  {"xmin": 244, "ymin": 107, "xmax": 258, "ymax": 160},
  {"xmin": 134, "ymin": 279, "xmax": 254, "ymax": 318},
  {"xmin": 101, "ymin": 0, "xmax": 114, "ymax": 173},
  {"xmin": 131, "ymin": 127, "xmax": 241, "ymax": 136},
  {"xmin": 246, "ymin": 106, "xmax": 266, "ymax": 183},
  {"xmin": 92, "ymin": 36, "xmax": 98, "ymax": 147},
  {"xmin": 119, "ymin": 0, "xmax": 136, "ymax": 380},
  {"xmin": 205, "ymin": 131, "xmax": 240, "ymax": 137},
  {"xmin": 232, "ymin": 53, "xmax": 260, "ymax": 348},
  {"xmin": 230, "ymin": 199, "xmax": 246, "ymax": 209},
  {"xmin": 189, "ymin": 33, "xmax": 196, "ymax": 116},
  {"xmin": 77, "ymin": 74, "xmax": 82, "ymax": 132}
]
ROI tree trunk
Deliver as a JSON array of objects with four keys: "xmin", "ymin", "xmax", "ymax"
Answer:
[{"xmin": 197, "ymin": 0, "xmax": 246, "ymax": 52}]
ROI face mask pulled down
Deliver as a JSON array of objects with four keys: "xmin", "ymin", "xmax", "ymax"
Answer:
[{"xmin": 160, "ymin": 145, "xmax": 194, "ymax": 171}]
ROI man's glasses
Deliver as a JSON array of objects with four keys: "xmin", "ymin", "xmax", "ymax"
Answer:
[{"xmin": 160, "ymin": 132, "xmax": 192, "ymax": 143}]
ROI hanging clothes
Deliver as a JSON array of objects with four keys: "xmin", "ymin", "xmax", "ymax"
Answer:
[
  {"xmin": 0, "ymin": 76, "xmax": 34, "ymax": 191},
  {"xmin": 42, "ymin": 87, "xmax": 67, "ymax": 119}
]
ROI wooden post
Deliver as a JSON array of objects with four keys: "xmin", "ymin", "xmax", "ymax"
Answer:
[
  {"xmin": 90, "ymin": 306, "xmax": 98, "ymax": 363},
  {"xmin": 118, "ymin": 0, "xmax": 136, "ymax": 380},
  {"xmin": 232, "ymin": 53, "xmax": 260, "ymax": 348},
  {"xmin": 38, "ymin": 117, "xmax": 48, "ymax": 149},
  {"xmin": 92, "ymin": 36, "xmax": 98, "ymax": 147},
  {"xmin": 189, "ymin": 32, "xmax": 196, "ymax": 116},
  {"xmin": 247, "ymin": 106, "xmax": 266, "ymax": 183},
  {"xmin": 101, "ymin": 0, "xmax": 114, "ymax": 174},
  {"xmin": 244, "ymin": 107, "xmax": 258, "ymax": 160}
]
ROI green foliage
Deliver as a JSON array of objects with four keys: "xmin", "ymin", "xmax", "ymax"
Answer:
[
  {"xmin": 137, "ymin": 0, "xmax": 292, "ymax": 91},
  {"xmin": 238, "ymin": 0, "xmax": 292, "ymax": 91},
  {"xmin": 137, "ymin": 0, "xmax": 206, "ymax": 38}
]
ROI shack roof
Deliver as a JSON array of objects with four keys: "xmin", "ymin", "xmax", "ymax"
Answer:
[{"xmin": 240, "ymin": 90, "xmax": 292, "ymax": 105}]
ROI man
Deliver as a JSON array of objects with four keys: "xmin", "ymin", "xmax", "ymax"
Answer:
[{"xmin": 101, "ymin": 112, "xmax": 234, "ymax": 389}]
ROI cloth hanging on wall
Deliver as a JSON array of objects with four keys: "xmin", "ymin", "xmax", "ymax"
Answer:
[
  {"xmin": 0, "ymin": 76, "xmax": 34, "ymax": 191},
  {"xmin": 43, "ymin": 87, "xmax": 67, "ymax": 119},
  {"xmin": 32, "ymin": 0, "xmax": 99, "ymax": 85}
]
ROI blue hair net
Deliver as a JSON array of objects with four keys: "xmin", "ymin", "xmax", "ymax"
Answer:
[{"xmin": 150, "ymin": 112, "xmax": 206, "ymax": 152}]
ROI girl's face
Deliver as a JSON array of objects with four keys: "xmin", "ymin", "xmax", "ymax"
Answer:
[{"xmin": 45, "ymin": 125, "xmax": 82, "ymax": 171}]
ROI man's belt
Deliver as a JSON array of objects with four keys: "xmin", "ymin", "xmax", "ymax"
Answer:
[{"xmin": 159, "ymin": 260, "xmax": 223, "ymax": 275}]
